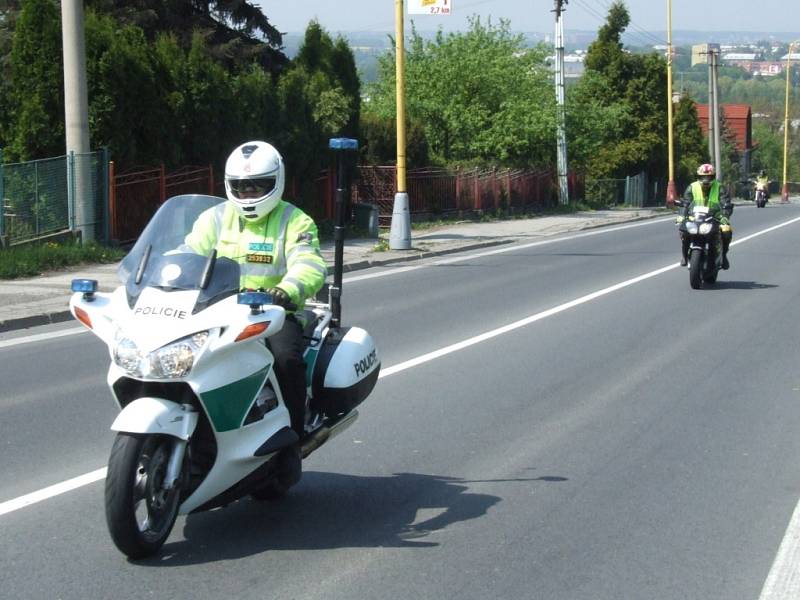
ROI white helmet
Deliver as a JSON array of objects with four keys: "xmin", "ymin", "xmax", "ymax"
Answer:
[{"xmin": 224, "ymin": 141, "xmax": 285, "ymax": 221}]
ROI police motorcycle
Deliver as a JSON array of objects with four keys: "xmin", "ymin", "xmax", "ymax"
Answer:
[
  {"xmin": 69, "ymin": 139, "xmax": 379, "ymax": 559},
  {"xmin": 676, "ymin": 200, "xmax": 722, "ymax": 289}
]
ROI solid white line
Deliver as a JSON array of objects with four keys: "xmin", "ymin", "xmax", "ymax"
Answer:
[
  {"xmin": 2, "ymin": 213, "xmax": 799, "ymax": 518},
  {"xmin": 759, "ymin": 496, "xmax": 800, "ymax": 599},
  {"xmin": 0, "ymin": 468, "xmax": 107, "ymax": 517},
  {"xmin": 0, "ymin": 326, "xmax": 87, "ymax": 349}
]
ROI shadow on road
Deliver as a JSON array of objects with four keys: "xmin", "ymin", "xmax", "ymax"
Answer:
[
  {"xmin": 137, "ymin": 470, "xmax": 564, "ymax": 566},
  {"xmin": 706, "ymin": 281, "xmax": 778, "ymax": 290}
]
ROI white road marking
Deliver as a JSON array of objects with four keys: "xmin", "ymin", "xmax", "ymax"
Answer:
[
  {"xmin": 759, "ymin": 496, "xmax": 800, "ymax": 599},
  {"xmin": 0, "ymin": 326, "xmax": 87, "ymax": 349},
  {"xmin": 0, "ymin": 468, "xmax": 107, "ymax": 517},
  {"xmin": 3, "ymin": 213, "xmax": 800, "ymax": 548}
]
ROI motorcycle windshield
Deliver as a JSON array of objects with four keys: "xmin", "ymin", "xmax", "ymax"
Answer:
[{"xmin": 118, "ymin": 195, "xmax": 242, "ymax": 310}]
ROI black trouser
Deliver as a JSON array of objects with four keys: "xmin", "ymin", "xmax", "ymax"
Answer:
[{"xmin": 267, "ymin": 316, "xmax": 307, "ymax": 438}]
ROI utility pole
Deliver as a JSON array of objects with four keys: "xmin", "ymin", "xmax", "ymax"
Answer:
[
  {"xmin": 553, "ymin": 0, "xmax": 569, "ymax": 205},
  {"xmin": 61, "ymin": 0, "xmax": 93, "ymax": 242},
  {"xmin": 707, "ymin": 48, "xmax": 716, "ymax": 167},
  {"xmin": 389, "ymin": 0, "xmax": 411, "ymax": 250},
  {"xmin": 711, "ymin": 48, "xmax": 722, "ymax": 181}
]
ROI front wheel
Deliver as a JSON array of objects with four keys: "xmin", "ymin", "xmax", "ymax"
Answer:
[
  {"xmin": 689, "ymin": 250, "xmax": 703, "ymax": 289},
  {"xmin": 105, "ymin": 433, "xmax": 183, "ymax": 559}
]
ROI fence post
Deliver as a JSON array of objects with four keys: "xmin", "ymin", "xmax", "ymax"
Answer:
[
  {"xmin": 624, "ymin": 175, "xmax": 630, "ymax": 205},
  {"xmin": 473, "ymin": 169, "xmax": 480, "ymax": 211},
  {"xmin": 208, "ymin": 164, "xmax": 214, "ymax": 196},
  {"xmin": 454, "ymin": 167, "xmax": 461, "ymax": 211},
  {"xmin": 0, "ymin": 147, "xmax": 4, "ymax": 244},
  {"xmin": 67, "ymin": 151, "xmax": 76, "ymax": 232},
  {"xmin": 159, "ymin": 163, "xmax": 166, "ymax": 204},
  {"xmin": 108, "ymin": 160, "xmax": 116, "ymax": 243},
  {"xmin": 35, "ymin": 158, "xmax": 40, "ymax": 236},
  {"xmin": 102, "ymin": 148, "xmax": 110, "ymax": 243}
]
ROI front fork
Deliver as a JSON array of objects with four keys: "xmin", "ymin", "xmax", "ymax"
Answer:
[{"xmin": 164, "ymin": 439, "xmax": 188, "ymax": 490}]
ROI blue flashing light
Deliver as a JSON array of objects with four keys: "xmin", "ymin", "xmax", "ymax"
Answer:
[
  {"xmin": 329, "ymin": 138, "xmax": 359, "ymax": 151},
  {"xmin": 237, "ymin": 291, "xmax": 271, "ymax": 307},
  {"xmin": 71, "ymin": 278, "xmax": 98, "ymax": 294}
]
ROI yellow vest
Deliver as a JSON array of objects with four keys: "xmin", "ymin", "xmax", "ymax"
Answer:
[{"xmin": 185, "ymin": 200, "xmax": 327, "ymax": 308}]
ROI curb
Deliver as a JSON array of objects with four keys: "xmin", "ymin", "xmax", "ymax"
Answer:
[
  {"xmin": 340, "ymin": 238, "xmax": 514, "ymax": 272},
  {"xmin": 0, "ymin": 310, "xmax": 76, "ymax": 333}
]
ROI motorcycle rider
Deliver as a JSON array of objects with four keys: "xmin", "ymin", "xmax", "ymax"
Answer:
[
  {"xmin": 184, "ymin": 141, "xmax": 327, "ymax": 438},
  {"xmin": 754, "ymin": 169, "xmax": 769, "ymax": 201},
  {"xmin": 677, "ymin": 163, "xmax": 733, "ymax": 269}
]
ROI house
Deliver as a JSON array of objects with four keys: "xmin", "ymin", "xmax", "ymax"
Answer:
[{"xmin": 695, "ymin": 103, "xmax": 755, "ymax": 175}]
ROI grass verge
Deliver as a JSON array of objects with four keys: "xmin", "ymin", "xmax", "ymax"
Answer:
[{"xmin": 0, "ymin": 241, "xmax": 126, "ymax": 279}]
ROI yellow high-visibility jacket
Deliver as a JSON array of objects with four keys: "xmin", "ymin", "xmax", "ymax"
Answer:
[{"xmin": 185, "ymin": 200, "xmax": 327, "ymax": 310}]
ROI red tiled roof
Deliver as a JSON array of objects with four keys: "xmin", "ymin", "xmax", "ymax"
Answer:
[{"xmin": 695, "ymin": 103, "xmax": 752, "ymax": 151}]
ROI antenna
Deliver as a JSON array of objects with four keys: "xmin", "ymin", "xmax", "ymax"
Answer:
[{"xmin": 328, "ymin": 138, "xmax": 359, "ymax": 328}]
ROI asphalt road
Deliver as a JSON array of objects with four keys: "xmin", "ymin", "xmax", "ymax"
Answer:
[{"xmin": 2, "ymin": 204, "xmax": 800, "ymax": 599}]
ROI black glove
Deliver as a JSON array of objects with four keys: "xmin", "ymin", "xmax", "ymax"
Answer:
[
  {"xmin": 723, "ymin": 202, "xmax": 734, "ymax": 217},
  {"xmin": 266, "ymin": 287, "xmax": 295, "ymax": 310}
]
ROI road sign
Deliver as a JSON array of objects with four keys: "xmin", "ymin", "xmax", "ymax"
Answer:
[{"xmin": 408, "ymin": 0, "xmax": 451, "ymax": 16}]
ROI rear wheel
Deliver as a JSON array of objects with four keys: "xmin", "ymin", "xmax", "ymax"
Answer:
[
  {"xmin": 105, "ymin": 434, "xmax": 182, "ymax": 559},
  {"xmin": 689, "ymin": 251, "xmax": 702, "ymax": 289}
]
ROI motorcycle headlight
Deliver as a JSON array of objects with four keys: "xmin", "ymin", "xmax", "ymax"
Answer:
[
  {"xmin": 699, "ymin": 223, "xmax": 713, "ymax": 235},
  {"xmin": 113, "ymin": 330, "xmax": 209, "ymax": 379},
  {"xmin": 113, "ymin": 334, "xmax": 142, "ymax": 375},
  {"xmin": 685, "ymin": 222, "xmax": 698, "ymax": 234}
]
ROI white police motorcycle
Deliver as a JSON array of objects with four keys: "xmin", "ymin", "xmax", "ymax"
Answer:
[{"xmin": 70, "ymin": 178, "xmax": 379, "ymax": 558}]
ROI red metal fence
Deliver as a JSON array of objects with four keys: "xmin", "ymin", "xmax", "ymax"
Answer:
[
  {"xmin": 108, "ymin": 162, "xmax": 580, "ymax": 244},
  {"xmin": 109, "ymin": 163, "xmax": 214, "ymax": 244}
]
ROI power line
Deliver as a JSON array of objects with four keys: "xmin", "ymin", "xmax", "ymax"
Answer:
[{"xmin": 570, "ymin": 0, "xmax": 667, "ymax": 47}]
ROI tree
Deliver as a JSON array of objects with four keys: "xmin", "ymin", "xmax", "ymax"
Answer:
[
  {"xmin": 365, "ymin": 17, "xmax": 554, "ymax": 168},
  {"xmin": 0, "ymin": 1, "xmax": 21, "ymax": 150},
  {"xmin": 85, "ymin": 0, "xmax": 287, "ymax": 73},
  {"xmin": 4, "ymin": 0, "xmax": 63, "ymax": 160},
  {"xmin": 576, "ymin": 1, "xmax": 668, "ymax": 181}
]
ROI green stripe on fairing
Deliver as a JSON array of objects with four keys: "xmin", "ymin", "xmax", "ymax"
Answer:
[
  {"xmin": 200, "ymin": 367, "xmax": 269, "ymax": 432},
  {"xmin": 304, "ymin": 346, "xmax": 320, "ymax": 388}
]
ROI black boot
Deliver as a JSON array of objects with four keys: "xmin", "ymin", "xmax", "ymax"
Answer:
[
  {"xmin": 721, "ymin": 233, "xmax": 731, "ymax": 270},
  {"xmin": 680, "ymin": 238, "xmax": 689, "ymax": 267}
]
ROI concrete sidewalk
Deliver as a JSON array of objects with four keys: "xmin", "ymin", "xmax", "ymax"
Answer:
[{"xmin": 0, "ymin": 208, "xmax": 667, "ymax": 333}]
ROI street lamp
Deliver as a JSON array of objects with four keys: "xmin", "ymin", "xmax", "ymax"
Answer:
[{"xmin": 781, "ymin": 40, "xmax": 799, "ymax": 203}]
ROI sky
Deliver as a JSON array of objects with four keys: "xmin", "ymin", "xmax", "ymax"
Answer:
[{"xmin": 255, "ymin": 1, "xmax": 800, "ymax": 36}]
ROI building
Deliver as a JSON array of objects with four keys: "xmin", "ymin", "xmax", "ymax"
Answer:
[
  {"xmin": 696, "ymin": 103, "xmax": 755, "ymax": 175},
  {"xmin": 727, "ymin": 60, "xmax": 784, "ymax": 76},
  {"xmin": 691, "ymin": 43, "xmax": 720, "ymax": 67}
]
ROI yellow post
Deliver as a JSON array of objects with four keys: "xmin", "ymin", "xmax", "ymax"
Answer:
[
  {"xmin": 395, "ymin": 0, "xmax": 407, "ymax": 194},
  {"xmin": 781, "ymin": 41, "xmax": 797, "ymax": 203},
  {"xmin": 389, "ymin": 0, "xmax": 411, "ymax": 249},
  {"xmin": 665, "ymin": 0, "xmax": 677, "ymax": 205}
]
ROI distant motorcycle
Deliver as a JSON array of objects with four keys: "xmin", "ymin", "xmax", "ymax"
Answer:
[
  {"xmin": 679, "ymin": 204, "xmax": 722, "ymax": 289},
  {"xmin": 754, "ymin": 185, "xmax": 768, "ymax": 208}
]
